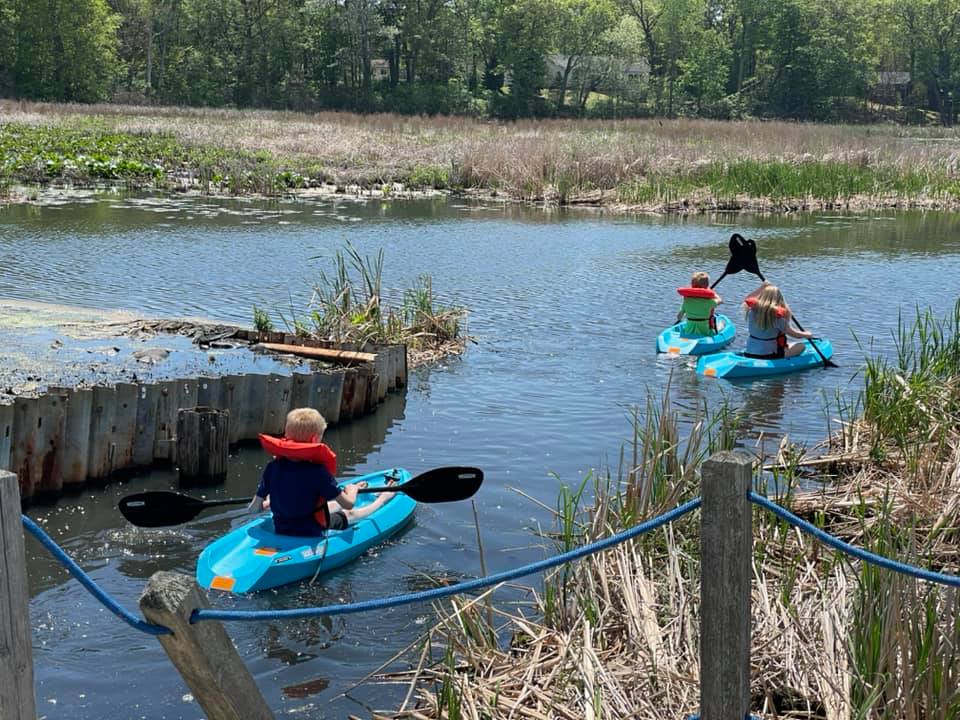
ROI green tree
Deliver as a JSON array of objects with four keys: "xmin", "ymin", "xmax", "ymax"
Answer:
[
  {"xmin": 0, "ymin": 0, "xmax": 16, "ymax": 93},
  {"xmin": 13, "ymin": 0, "xmax": 121, "ymax": 102},
  {"xmin": 550, "ymin": 0, "xmax": 617, "ymax": 114}
]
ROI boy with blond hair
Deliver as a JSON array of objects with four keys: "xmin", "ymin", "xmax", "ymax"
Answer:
[
  {"xmin": 676, "ymin": 271, "xmax": 722, "ymax": 337},
  {"xmin": 249, "ymin": 407, "xmax": 394, "ymax": 536}
]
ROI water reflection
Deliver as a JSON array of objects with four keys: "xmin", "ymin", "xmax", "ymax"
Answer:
[{"xmin": 10, "ymin": 194, "xmax": 960, "ymax": 720}]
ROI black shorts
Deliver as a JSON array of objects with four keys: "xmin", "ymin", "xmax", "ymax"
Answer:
[
  {"xmin": 329, "ymin": 510, "xmax": 348, "ymax": 530},
  {"xmin": 744, "ymin": 346, "xmax": 785, "ymax": 360}
]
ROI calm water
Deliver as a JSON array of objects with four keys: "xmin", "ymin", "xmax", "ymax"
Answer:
[{"xmin": 3, "ymin": 192, "xmax": 959, "ymax": 719}]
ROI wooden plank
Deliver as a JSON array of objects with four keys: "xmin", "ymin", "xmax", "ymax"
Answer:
[
  {"xmin": 51, "ymin": 387, "xmax": 93, "ymax": 488},
  {"xmin": 139, "ymin": 572, "xmax": 272, "ymax": 720},
  {"xmin": 153, "ymin": 380, "xmax": 179, "ymax": 463},
  {"xmin": 0, "ymin": 471, "xmax": 37, "ymax": 720},
  {"xmin": 700, "ymin": 451, "xmax": 753, "ymax": 720},
  {"xmin": 288, "ymin": 372, "xmax": 313, "ymax": 420},
  {"xmin": 196, "ymin": 377, "xmax": 222, "ymax": 409},
  {"xmin": 222, "ymin": 375, "xmax": 247, "ymax": 445},
  {"xmin": 33, "ymin": 393, "xmax": 66, "ymax": 498},
  {"xmin": 0, "ymin": 403, "xmax": 13, "ymax": 472},
  {"xmin": 257, "ymin": 342, "xmax": 376, "ymax": 364},
  {"xmin": 87, "ymin": 386, "xmax": 117, "ymax": 481},
  {"xmin": 372, "ymin": 349, "xmax": 389, "ymax": 402},
  {"xmin": 262, "ymin": 374, "xmax": 293, "ymax": 436},
  {"xmin": 9, "ymin": 397, "xmax": 40, "ymax": 502},
  {"xmin": 337, "ymin": 369, "xmax": 357, "ymax": 423},
  {"xmin": 237, "ymin": 374, "xmax": 268, "ymax": 441},
  {"xmin": 112, "ymin": 383, "xmax": 139, "ymax": 474},
  {"xmin": 132, "ymin": 384, "xmax": 159, "ymax": 468}
]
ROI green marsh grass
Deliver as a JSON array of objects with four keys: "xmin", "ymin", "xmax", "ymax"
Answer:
[
  {"xmin": 272, "ymin": 242, "xmax": 465, "ymax": 359},
  {"xmin": 385, "ymin": 310, "xmax": 960, "ymax": 718}
]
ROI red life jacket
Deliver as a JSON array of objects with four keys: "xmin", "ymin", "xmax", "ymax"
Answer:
[
  {"xmin": 677, "ymin": 287, "xmax": 719, "ymax": 299},
  {"xmin": 744, "ymin": 297, "xmax": 788, "ymax": 347},
  {"xmin": 258, "ymin": 434, "xmax": 338, "ymax": 529}
]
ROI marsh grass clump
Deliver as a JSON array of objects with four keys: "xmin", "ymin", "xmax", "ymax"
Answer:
[
  {"xmin": 381, "ymin": 311, "xmax": 960, "ymax": 719},
  {"xmin": 289, "ymin": 243, "xmax": 465, "ymax": 363}
]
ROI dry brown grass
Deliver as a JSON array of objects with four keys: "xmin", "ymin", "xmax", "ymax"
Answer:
[
  {"xmin": 6, "ymin": 99, "xmax": 960, "ymax": 208},
  {"xmin": 368, "ymin": 353, "xmax": 960, "ymax": 719}
]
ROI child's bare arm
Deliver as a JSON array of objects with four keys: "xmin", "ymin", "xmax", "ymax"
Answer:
[
  {"xmin": 336, "ymin": 483, "xmax": 358, "ymax": 510},
  {"xmin": 248, "ymin": 495, "xmax": 265, "ymax": 513}
]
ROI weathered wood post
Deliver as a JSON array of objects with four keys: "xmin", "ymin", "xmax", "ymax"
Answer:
[
  {"xmin": 700, "ymin": 451, "xmax": 753, "ymax": 720},
  {"xmin": 139, "ymin": 571, "xmax": 272, "ymax": 720},
  {"xmin": 0, "ymin": 471, "xmax": 37, "ymax": 720},
  {"xmin": 176, "ymin": 408, "xmax": 229, "ymax": 483}
]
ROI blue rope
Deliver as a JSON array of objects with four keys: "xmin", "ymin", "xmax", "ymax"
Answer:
[
  {"xmin": 193, "ymin": 498, "xmax": 702, "ymax": 623},
  {"xmin": 21, "ymin": 515, "xmax": 171, "ymax": 636},
  {"xmin": 749, "ymin": 492, "xmax": 960, "ymax": 588}
]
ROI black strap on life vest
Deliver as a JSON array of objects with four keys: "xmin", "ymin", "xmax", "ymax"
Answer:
[
  {"xmin": 313, "ymin": 502, "xmax": 331, "ymax": 530},
  {"xmin": 750, "ymin": 331, "xmax": 787, "ymax": 348}
]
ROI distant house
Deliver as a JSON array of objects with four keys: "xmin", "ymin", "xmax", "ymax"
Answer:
[
  {"xmin": 544, "ymin": 54, "xmax": 650, "ymax": 92},
  {"xmin": 873, "ymin": 70, "xmax": 911, "ymax": 104},
  {"xmin": 371, "ymin": 59, "xmax": 391, "ymax": 81}
]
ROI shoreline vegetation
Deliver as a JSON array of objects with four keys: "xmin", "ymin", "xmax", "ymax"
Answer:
[
  {"xmin": 378, "ymin": 301, "xmax": 960, "ymax": 719},
  {"xmin": 5, "ymin": 101, "xmax": 960, "ymax": 215}
]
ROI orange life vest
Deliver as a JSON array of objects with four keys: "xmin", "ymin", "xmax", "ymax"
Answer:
[{"xmin": 258, "ymin": 434, "xmax": 339, "ymax": 528}]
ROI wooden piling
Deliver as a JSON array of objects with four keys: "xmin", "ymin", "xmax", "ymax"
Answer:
[
  {"xmin": 176, "ymin": 408, "xmax": 229, "ymax": 482},
  {"xmin": 87, "ymin": 386, "xmax": 118, "ymax": 482},
  {"xmin": 9, "ymin": 397, "xmax": 40, "ymax": 501},
  {"xmin": 133, "ymin": 384, "xmax": 160, "ymax": 468},
  {"xmin": 700, "ymin": 451, "xmax": 753, "ymax": 720},
  {"xmin": 0, "ymin": 471, "xmax": 37, "ymax": 720},
  {"xmin": 153, "ymin": 380, "xmax": 180, "ymax": 463},
  {"xmin": 139, "ymin": 571, "xmax": 272, "ymax": 720},
  {"xmin": 0, "ymin": 403, "xmax": 13, "ymax": 472}
]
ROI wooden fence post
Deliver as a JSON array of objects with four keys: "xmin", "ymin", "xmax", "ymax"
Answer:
[
  {"xmin": 700, "ymin": 451, "xmax": 753, "ymax": 720},
  {"xmin": 139, "ymin": 571, "xmax": 272, "ymax": 720},
  {"xmin": 0, "ymin": 471, "xmax": 37, "ymax": 720}
]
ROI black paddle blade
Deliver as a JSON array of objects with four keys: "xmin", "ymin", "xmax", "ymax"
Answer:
[
  {"xmin": 729, "ymin": 233, "xmax": 764, "ymax": 280},
  {"xmin": 118, "ymin": 491, "xmax": 253, "ymax": 527},
  {"xmin": 362, "ymin": 466, "xmax": 484, "ymax": 503}
]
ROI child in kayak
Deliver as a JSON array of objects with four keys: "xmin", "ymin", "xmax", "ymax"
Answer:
[
  {"xmin": 743, "ymin": 281, "xmax": 813, "ymax": 359},
  {"xmin": 247, "ymin": 407, "xmax": 395, "ymax": 536},
  {"xmin": 676, "ymin": 271, "xmax": 722, "ymax": 337}
]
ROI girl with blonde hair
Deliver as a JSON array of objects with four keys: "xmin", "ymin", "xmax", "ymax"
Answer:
[{"xmin": 742, "ymin": 281, "xmax": 813, "ymax": 359}]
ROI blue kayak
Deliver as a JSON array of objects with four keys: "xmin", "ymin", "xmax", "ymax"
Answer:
[
  {"xmin": 197, "ymin": 468, "xmax": 416, "ymax": 593},
  {"xmin": 656, "ymin": 313, "xmax": 736, "ymax": 356},
  {"xmin": 696, "ymin": 338, "xmax": 834, "ymax": 379}
]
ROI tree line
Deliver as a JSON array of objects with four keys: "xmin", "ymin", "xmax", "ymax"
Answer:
[{"xmin": 1, "ymin": 0, "xmax": 958, "ymax": 123}]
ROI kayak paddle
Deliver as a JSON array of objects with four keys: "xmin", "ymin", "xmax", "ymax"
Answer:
[
  {"xmin": 118, "ymin": 465, "xmax": 484, "ymax": 528},
  {"xmin": 728, "ymin": 232, "xmax": 838, "ymax": 369},
  {"xmin": 710, "ymin": 233, "xmax": 760, "ymax": 288}
]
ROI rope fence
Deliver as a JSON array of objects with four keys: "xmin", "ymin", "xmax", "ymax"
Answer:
[
  {"xmin": 6, "ymin": 454, "xmax": 960, "ymax": 720},
  {"xmin": 18, "ymin": 493, "xmax": 960, "ymax": 630}
]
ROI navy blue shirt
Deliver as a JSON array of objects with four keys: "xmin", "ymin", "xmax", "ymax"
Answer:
[{"xmin": 256, "ymin": 458, "xmax": 341, "ymax": 536}]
